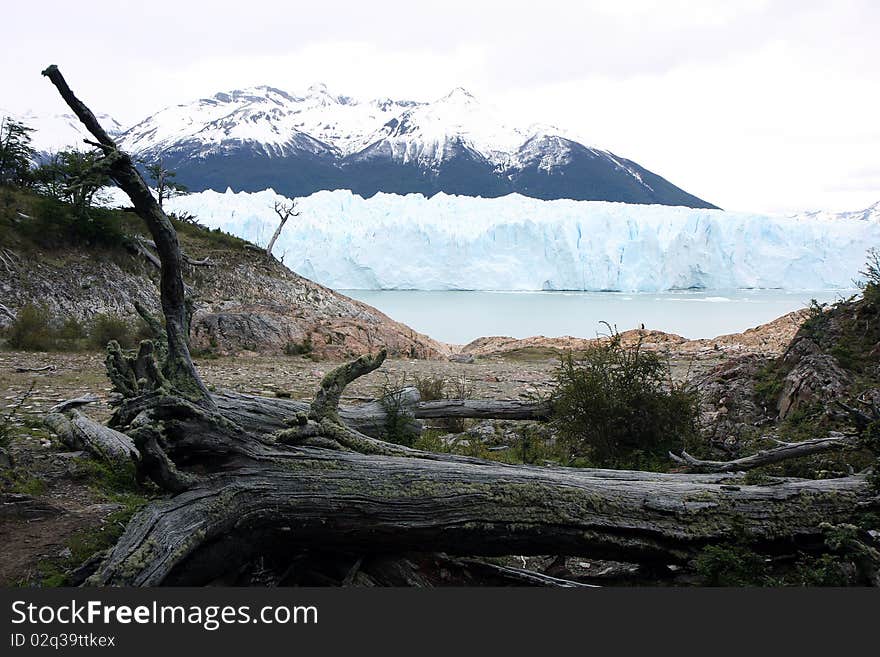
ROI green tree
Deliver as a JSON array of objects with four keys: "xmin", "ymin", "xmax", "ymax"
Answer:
[
  {"xmin": 0, "ymin": 117, "xmax": 36, "ymax": 187},
  {"xmin": 34, "ymin": 149, "xmax": 110, "ymax": 213},
  {"xmin": 32, "ymin": 152, "xmax": 68, "ymax": 199},
  {"xmin": 145, "ymin": 159, "xmax": 187, "ymax": 208}
]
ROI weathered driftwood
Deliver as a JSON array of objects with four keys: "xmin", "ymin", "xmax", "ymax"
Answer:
[
  {"xmin": 0, "ymin": 302, "xmax": 16, "ymax": 321},
  {"xmin": 13, "ymin": 364, "xmax": 57, "ymax": 373},
  {"xmin": 669, "ymin": 432, "xmax": 859, "ymax": 473},
  {"xmin": 44, "ymin": 410, "xmax": 138, "ymax": 464},
  {"xmin": 213, "ymin": 388, "xmax": 547, "ymax": 435},
  {"xmin": 415, "ymin": 398, "xmax": 551, "ymax": 421},
  {"xmin": 50, "ymin": 393, "xmax": 101, "ymax": 413},
  {"xmin": 210, "ymin": 388, "xmax": 422, "ymax": 441},
  {"xmin": 43, "ymin": 66, "xmax": 880, "ymax": 588},
  {"xmin": 137, "ymin": 237, "xmax": 212, "ymax": 267}
]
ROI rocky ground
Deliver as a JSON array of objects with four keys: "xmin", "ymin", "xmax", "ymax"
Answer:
[{"xmin": 0, "ymin": 190, "xmax": 449, "ymax": 360}]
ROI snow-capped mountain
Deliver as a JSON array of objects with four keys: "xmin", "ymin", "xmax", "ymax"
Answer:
[
  {"xmin": 6, "ymin": 85, "xmax": 715, "ymax": 207},
  {"xmin": 157, "ymin": 188, "xmax": 880, "ymax": 292},
  {"xmin": 108, "ymin": 84, "xmax": 715, "ymax": 208},
  {"xmin": 0, "ymin": 108, "xmax": 124, "ymax": 155}
]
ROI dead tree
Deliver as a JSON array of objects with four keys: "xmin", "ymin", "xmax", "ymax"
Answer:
[
  {"xmin": 266, "ymin": 199, "xmax": 298, "ymax": 257},
  {"xmin": 670, "ymin": 433, "xmax": 860, "ymax": 473},
  {"xmin": 42, "ymin": 66, "xmax": 880, "ymax": 587}
]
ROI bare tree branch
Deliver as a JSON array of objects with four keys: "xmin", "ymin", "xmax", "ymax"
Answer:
[
  {"xmin": 42, "ymin": 65, "xmax": 211, "ymax": 405},
  {"xmin": 267, "ymin": 199, "xmax": 299, "ymax": 257},
  {"xmin": 669, "ymin": 432, "xmax": 859, "ymax": 473}
]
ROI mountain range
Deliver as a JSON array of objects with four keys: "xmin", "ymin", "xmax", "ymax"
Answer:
[{"xmin": 4, "ymin": 85, "xmax": 717, "ymax": 208}]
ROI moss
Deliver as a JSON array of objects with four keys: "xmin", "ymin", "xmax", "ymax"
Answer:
[
  {"xmin": 741, "ymin": 469, "xmax": 775, "ymax": 486},
  {"xmin": 2, "ymin": 473, "xmax": 47, "ymax": 495},
  {"xmin": 117, "ymin": 537, "xmax": 161, "ymax": 580},
  {"xmin": 29, "ymin": 498, "xmax": 149, "ymax": 587},
  {"xmin": 69, "ymin": 456, "xmax": 141, "ymax": 497}
]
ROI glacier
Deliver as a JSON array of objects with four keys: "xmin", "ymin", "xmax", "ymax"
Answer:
[{"xmin": 157, "ymin": 189, "xmax": 880, "ymax": 292}]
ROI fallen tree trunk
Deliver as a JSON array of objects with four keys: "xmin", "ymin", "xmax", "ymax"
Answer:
[
  {"xmin": 669, "ymin": 432, "xmax": 859, "ymax": 473},
  {"xmin": 211, "ymin": 388, "xmax": 422, "ymax": 440},
  {"xmin": 88, "ymin": 433, "xmax": 872, "ymax": 585},
  {"xmin": 13, "ymin": 364, "xmax": 57, "ymax": 373},
  {"xmin": 44, "ymin": 410, "xmax": 138, "ymax": 464},
  {"xmin": 415, "ymin": 398, "xmax": 551, "ymax": 421},
  {"xmin": 213, "ymin": 389, "xmax": 549, "ymax": 437}
]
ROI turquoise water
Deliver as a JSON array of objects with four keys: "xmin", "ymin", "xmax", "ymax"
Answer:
[{"xmin": 339, "ymin": 289, "xmax": 854, "ymax": 345}]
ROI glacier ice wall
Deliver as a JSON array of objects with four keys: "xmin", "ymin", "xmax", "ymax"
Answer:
[{"xmin": 162, "ymin": 189, "xmax": 880, "ymax": 291}]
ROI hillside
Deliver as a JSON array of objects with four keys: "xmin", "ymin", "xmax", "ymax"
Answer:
[{"xmin": 0, "ymin": 188, "xmax": 449, "ymax": 359}]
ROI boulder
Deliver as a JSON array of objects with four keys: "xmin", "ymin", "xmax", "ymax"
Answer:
[{"xmin": 777, "ymin": 354, "xmax": 852, "ymax": 420}]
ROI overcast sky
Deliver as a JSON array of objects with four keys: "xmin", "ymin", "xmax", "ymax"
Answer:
[{"xmin": 2, "ymin": 0, "xmax": 877, "ymax": 213}]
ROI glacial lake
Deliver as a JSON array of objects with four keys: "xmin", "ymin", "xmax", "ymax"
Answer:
[{"xmin": 339, "ymin": 289, "xmax": 856, "ymax": 345}]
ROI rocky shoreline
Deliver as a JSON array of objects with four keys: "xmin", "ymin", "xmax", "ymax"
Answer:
[{"xmin": 455, "ymin": 308, "xmax": 809, "ymax": 360}]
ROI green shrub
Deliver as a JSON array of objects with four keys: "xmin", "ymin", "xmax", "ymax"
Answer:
[
  {"xmin": 283, "ymin": 336, "xmax": 313, "ymax": 356},
  {"xmin": 413, "ymin": 374, "xmax": 445, "ymax": 401},
  {"xmin": 56, "ymin": 317, "xmax": 86, "ymax": 342},
  {"xmin": 88, "ymin": 313, "xmax": 137, "ymax": 349},
  {"xmin": 2, "ymin": 306, "xmax": 147, "ymax": 352},
  {"xmin": 380, "ymin": 389, "xmax": 418, "ymax": 447},
  {"xmin": 753, "ymin": 361, "xmax": 784, "ymax": 412},
  {"xmin": 694, "ymin": 544, "xmax": 767, "ymax": 586},
  {"xmin": 5, "ymin": 304, "xmax": 54, "ymax": 350},
  {"xmin": 798, "ymin": 298, "xmax": 830, "ymax": 341},
  {"xmin": 550, "ymin": 331, "xmax": 699, "ymax": 468},
  {"xmin": 19, "ymin": 196, "xmax": 126, "ymax": 249}
]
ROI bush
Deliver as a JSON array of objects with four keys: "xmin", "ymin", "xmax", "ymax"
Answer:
[
  {"xmin": 550, "ymin": 331, "xmax": 699, "ymax": 468},
  {"xmin": 5, "ymin": 304, "xmax": 54, "ymax": 350},
  {"xmin": 19, "ymin": 196, "xmax": 126, "ymax": 249},
  {"xmin": 283, "ymin": 336, "xmax": 313, "ymax": 356},
  {"xmin": 89, "ymin": 313, "xmax": 137, "ymax": 349},
  {"xmin": 56, "ymin": 317, "xmax": 86, "ymax": 342},
  {"xmin": 694, "ymin": 544, "xmax": 767, "ymax": 586},
  {"xmin": 413, "ymin": 374, "xmax": 445, "ymax": 401},
  {"xmin": 2, "ymin": 306, "xmax": 146, "ymax": 352}
]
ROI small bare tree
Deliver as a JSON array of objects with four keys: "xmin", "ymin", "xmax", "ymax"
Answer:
[
  {"xmin": 145, "ymin": 158, "xmax": 187, "ymax": 209},
  {"xmin": 267, "ymin": 199, "xmax": 299, "ymax": 257}
]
